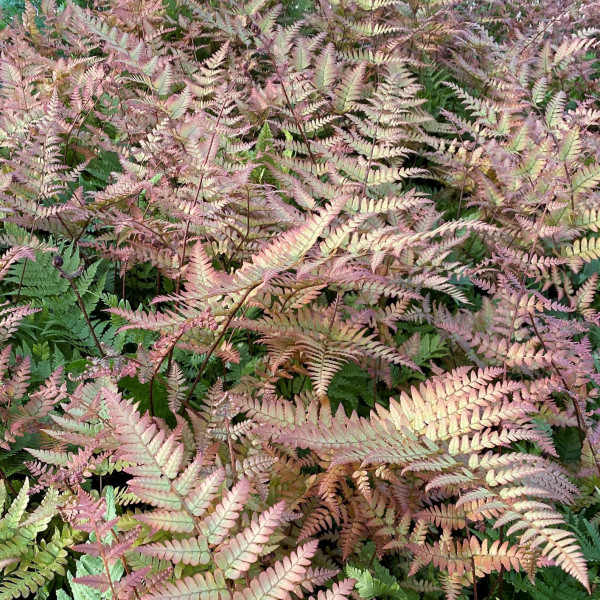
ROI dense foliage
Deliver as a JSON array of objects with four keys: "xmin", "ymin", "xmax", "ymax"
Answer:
[{"xmin": 1, "ymin": 0, "xmax": 600, "ymax": 598}]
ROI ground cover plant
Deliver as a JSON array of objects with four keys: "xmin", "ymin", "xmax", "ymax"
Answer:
[{"xmin": 1, "ymin": 0, "xmax": 600, "ymax": 598}]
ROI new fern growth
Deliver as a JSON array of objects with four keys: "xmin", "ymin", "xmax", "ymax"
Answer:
[{"xmin": 1, "ymin": 0, "xmax": 600, "ymax": 598}]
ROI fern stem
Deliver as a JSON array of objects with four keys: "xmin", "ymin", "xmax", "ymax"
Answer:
[
  {"xmin": 121, "ymin": 260, "xmax": 127, "ymax": 301},
  {"xmin": 0, "ymin": 466, "xmax": 17, "ymax": 496},
  {"xmin": 227, "ymin": 187, "xmax": 252, "ymax": 269},
  {"xmin": 14, "ymin": 220, "xmax": 38, "ymax": 304},
  {"xmin": 148, "ymin": 328, "xmax": 187, "ymax": 416},
  {"xmin": 277, "ymin": 76, "xmax": 318, "ymax": 166},
  {"xmin": 182, "ymin": 283, "xmax": 259, "ymax": 411},
  {"xmin": 91, "ymin": 518, "xmax": 119, "ymax": 600},
  {"xmin": 465, "ymin": 524, "xmax": 479, "ymax": 599},
  {"xmin": 109, "ymin": 529, "xmax": 143, "ymax": 600},
  {"xmin": 164, "ymin": 90, "xmax": 229, "ymax": 399},
  {"xmin": 527, "ymin": 313, "xmax": 600, "ymax": 476},
  {"xmin": 483, "ymin": 528, "xmax": 505, "ymax": 600},
  {"xmin": 64, "ymin": 77, "xmax": 106, "ymax": 167},
  {"xmin": 253, "ymin": 24, "xmax": 318, "ymax": 167},
  {"xmin": 454, "ymin": 123, "xmax": 484, "ymax": 221},
  {"xmin": 225, "ymin": 419, "xmax": 237, "ymax": 480},
  {"xmin": 175, "ymin": 91, "xmax": 228, "ymax": 296},
  {"xmin": 501, "ymin": 189, "xmax": 551, "ymax": 380},
  {"xmin": 69, "ymin": 277, "xmax": 105, "ymax": 357},
  {"xmin": 360, "ymin": 103, "xmax": 384, "ymax": 198},
  {"xmin": 53, "ymin": 258, "xmax": 105, "ymax": 357},
  {"xmin": 13, "ymin": 257, "xmax": 28, "ymax": 305}
]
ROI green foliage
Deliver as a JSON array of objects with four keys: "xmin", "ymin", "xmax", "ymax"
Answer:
[
  {"xmin": 346, "ymin": 564, "xmax": 408, "ymax": 600},
  {"xmin": 60, "ymin": 487, "xmax": 125, "ymax": 600},
  {"xmin": 1, "ymin": 0, "xmax": 600, "ymax": 599},
  {"xmin": 0, "ymin": 480, "xmax": 74, "ymax": 600},
  {"xmin": 328, "ymin": 364, "xmax": 376, "ymax": 416}
]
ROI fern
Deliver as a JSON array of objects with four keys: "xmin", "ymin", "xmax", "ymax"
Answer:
[
  {"xmin": 0, "ymin": 480, "xmax": 72, "ymax": 600},
  {"xmin": 1, "ymin": 0, "xmax": 600, "ymax": 599}
]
